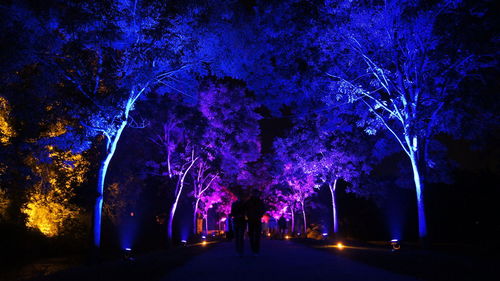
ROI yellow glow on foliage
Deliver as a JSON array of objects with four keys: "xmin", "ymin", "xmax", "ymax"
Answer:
[
  {"xmin": 41, "ymin": 120, "xmax": 67, "ymax": 138},
  {"xmin": 0, "ymin": 96, "xmax": 16, "ymax": 145},
  {"xmin": 23, "ymin": 191, "xmax": 79, "ymax": 237},
  {"xmin": 23, "ymin": 148, "xmax": 89, "ymax": 236},
  {"xmin": 0, "ymin": 188, "xmax": 9, "ymax": 220}
]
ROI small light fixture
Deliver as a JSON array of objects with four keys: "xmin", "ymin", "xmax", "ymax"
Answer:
[
  {"xmin": 181, "ymin": 239, "xmax": 187, "ymax": 246},
  {"xmin": 285, "ymin": 235, "xmax": 290, "ymax": 239},
  {"xmin": 202, "ymin": 241, "xmax": 207, "ymax": 246},
  {"xmin": 391, "ymin": 239, "xmax": 400, "ymax": 251},
  {"xmin": 123, "ymin": 248, "xmax": 134, "ymax": 261},
  {"xmin": 336, "ymin": 242, "xmax": 344, "ymax": 250}
]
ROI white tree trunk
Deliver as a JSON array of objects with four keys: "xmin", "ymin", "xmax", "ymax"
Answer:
[
  {"xmin": 329, "ymin": 179, "xmax": 338, "ymax": 235},
  {"xmin": 409, "ymin": 152, "xmax": 427, "ymax": 240},
  {"xmin": 300, "ymin": 201, "xmax": 307, "ymax": 234},
  {"xmin": 93, "ymin": 119, "xmax": 127, "ymax": 248},
  {"xmin": 167, "ymin": 157, "xmax": 197, "ymax": 241}
]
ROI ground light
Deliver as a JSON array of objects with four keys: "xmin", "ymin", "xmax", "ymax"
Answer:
[
  {"xmin": 391, "ymin": 239, "xmax": 401, "ymax": 251},
  {"xmin": 336, "ymin": 242, "xmax": 344, "ymax": 250},
  {"xmin": 123, "ymin": 248, "xmax": 134, "ymax": 261},
  {"xmin": 285, "ymin": 235, "xmax": 290, "ymax": 239},
  {"xmin": 181, "ymin": 239, "xmax": 187, "ymax": 247}
]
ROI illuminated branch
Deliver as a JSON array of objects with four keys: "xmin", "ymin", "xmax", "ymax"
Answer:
[{"xmin": 361, "ymin": 99, "xmax": 410, "ymax": 157}]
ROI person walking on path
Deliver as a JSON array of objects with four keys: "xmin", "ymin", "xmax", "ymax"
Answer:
[
  {"xmin": 278, "ymin": 215, "xmax": 287, "ymax": 239},
  {"xmin": 230, "ymin": 194, "xmax": 247, "ymax": 257},
  {"xmin": 245, "ymin": 189, "xmax": 266, "ymax": 256},
  {"xmin": 268, "ymin": 216, "xmax": 277, "ymax": 238}
]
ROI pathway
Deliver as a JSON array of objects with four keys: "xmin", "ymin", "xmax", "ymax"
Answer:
[{"xmin": 161, "ymin": 239, "xmax": 420, "ymax": 281}]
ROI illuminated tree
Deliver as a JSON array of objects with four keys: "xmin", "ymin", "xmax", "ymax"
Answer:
[
  {"xmin": 199, "ymin": 189, "xmax": 222, "ymax": 235},
  {"xmin": 198, "ymin": 78, "xmax": 262, "ymax": 179},
  {"xmin": 191, "ymin": 161, "xmax": 219, "ymax": 234},
  {"xmin": 34, "ymin": 0, "xmax": 201, "ymax": 247},
  {"xmin": 0, "ymin": 188, "xmax": 8, "ymax": 220},
  {"xmin": 0, "ymin": 97, "xmax": 16, "ymax": 146},
  {"xmin": 22, "ymin": 147, "xmax": 89, "ymax": 237},
  {"xmin": 274, "ymin": 136, "xmax": 318, "ymax": 234},
  {"xmin": 320, "ymin": 0, "xmax": 483, "ymax": 241},
  {"xmin": 297, "ymin": 120, "xmax": 372, "ymax": 236},
  {"xmin": 148, "ymin": 102, "xmax": 203, "ymax": 241}
]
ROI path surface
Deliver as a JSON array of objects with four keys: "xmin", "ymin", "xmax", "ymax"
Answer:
[{"xmin": 161, "ymin": 239, "xmax": 420, "ymax": 281}]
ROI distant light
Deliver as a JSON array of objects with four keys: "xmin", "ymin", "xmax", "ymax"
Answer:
[
  {"xmin": 220, "ymin": 217, "xmax": 227, "ymax": 222},
  {"xmin": 322, "ymin": 232, "xmax": 328, "ymax": 236},
  {"xmin": 181, "ymin": 239, "xmax": 187, "ymax": 246},
  {"xmin": 391, "ymin": 239, "xmax": 399, "ymax": 242},
  {"xmin": 130, "ymin": 212, "xmax": 134, "ymax": 217},
  {"xmin": 202, "ymin": 241, "xmax": 207, "ymax": 246},
  {"xmin": 285, "ymin": 235, "xmax": 290, "ymax": 239},
  {"xmin": 336, "ymin": 242, "xmax": 344, "ymax": 250},
  {"xmin": 124, "ymin": 248, "xmax": 132, "ymax": 251},
  {"xmin": 267, "ymin": 232, "xmax": 271, "ymax": 237},
  {"xmin": 201, "ymin": 235, "xmax": 206, "ymax": 239},
  {"xmin": 297, "ymin": 232, "xmax": 301, "ymax": 236}
]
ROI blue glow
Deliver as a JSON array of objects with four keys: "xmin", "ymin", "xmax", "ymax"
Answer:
[
  {"xmin": 120, "ymin": 211, "xmax": 139, "ymax": 251},
  {"xmin": 322, "ymin": 232, "xmax": 328, "ymax": 236},
  {"xmin": 180, "ymin": 225, "xmax": 189, "ymax": 242},
  {"xmin": 391, "ymin": 239, "xmax": 399, "ymax": 242}
]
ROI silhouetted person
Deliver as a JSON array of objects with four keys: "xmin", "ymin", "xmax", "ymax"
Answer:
[
  {"xmin": 245, "ymin": 189, "xmax": 266, "ymax": 256},
  {"xmin": 225, "ymin": 216, "xmax": 234, "ymax": 241},
  {"xmin": 230, "ymin": 195, "xmax": 247, "ymax": 256},
  {"xmin": 268, "ymin": 216, "xmax": 277, "ymax": 238},
  {"xmin": 278, "ymin": 215, "xmax": 287, "ymax": 239}
]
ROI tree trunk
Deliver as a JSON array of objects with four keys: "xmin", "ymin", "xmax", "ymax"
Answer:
[
  {"xmin": 290, "ymin": 206, "xmax": 295, "ymax": 234},
  {"xmin": 329, "ymin": 179, "xmax": 338, "ymax": 236},
  {"xmin": 204, "ymin": 214, "xmax": 208, "ymax": 235},
  {"xmin": 193, "ymin": 198, "xmax": 201, "ymax": 234},
  {"xmin": 167, "ymin": 157, "xmax": 197, "ymax": 241},
  {"xmin": 409, "ymin": 153, "xmax": 427, "ymax": 242},
  {"xmin": 300, "ymin": 201, "xmax": 307, "ymax": 234},
  {"xmin": 93, "ymin": 119, "xmax": 127, "ymax": 248}
]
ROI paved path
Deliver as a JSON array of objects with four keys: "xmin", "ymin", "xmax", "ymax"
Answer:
[{"xmin": 161, "ymin": 239, "xmax": 420, "ymax": 281}]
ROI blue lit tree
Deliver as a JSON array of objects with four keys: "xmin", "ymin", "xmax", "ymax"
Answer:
[
  {"xmin": 42, "ymin": 0, "xmax": 200, "ymax": 247},
  {"xmin": 197, "ymin": 78, "xmax": 262, "ymax": 180},
  {"xmin": 320, "ymin": 0, "xmax": 482, "ymax": 241},
  {"xmin": 302, "ymin": 119, "xmax": 372, "ymax": 236},
  {"xmin": 273, "ymin": 115, "xmax": 373, "ymax": 237}
]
